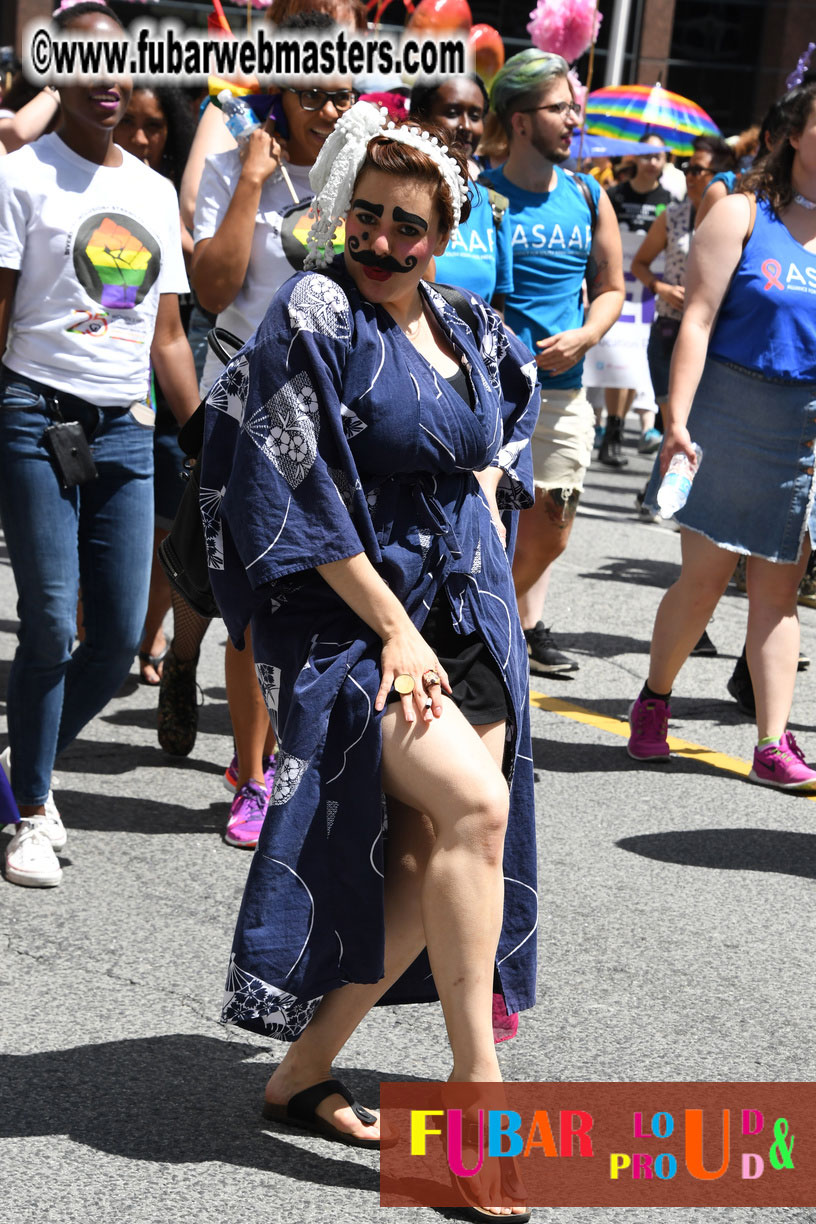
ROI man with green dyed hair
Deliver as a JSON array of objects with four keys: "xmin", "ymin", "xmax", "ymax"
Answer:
[{"xmin": 483, "ymin": 49, "xmax": 624, "ymax": 677}]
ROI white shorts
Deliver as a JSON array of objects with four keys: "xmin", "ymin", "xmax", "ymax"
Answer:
[{"xmin": 530, "ymin": 386, "xmax": 595, "ymax": 493}]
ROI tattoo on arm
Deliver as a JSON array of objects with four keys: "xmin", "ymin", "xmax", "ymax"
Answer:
[{"xmin": 586, "ymin": 256, "xmax": 610, "ymax": 298}]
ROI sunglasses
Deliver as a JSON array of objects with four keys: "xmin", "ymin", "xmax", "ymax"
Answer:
[
  {"xmin": 286, "ymin": 88, "xmax": 357, "ymax": 113},
  {"xmin": 683, "ymin": 164, "xmax": 713, "ymax": 177}
]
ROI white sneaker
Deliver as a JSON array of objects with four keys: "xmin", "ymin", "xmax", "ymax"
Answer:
[
  {"xmin": 0, "ymin": 746, "xmax": 66, "ymax": 851},
  {"xmin": 5, "ymin": 820, "xmax": 63, "ymax": 887}
]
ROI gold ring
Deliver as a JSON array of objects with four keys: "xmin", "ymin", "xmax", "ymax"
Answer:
[
  {"xmin": 394, "ymin": 673, "xmax": 415, "ymax": 695},
  {"xmin": 422, "ymin": 669, "xmax": 441, "ymax": 689}
]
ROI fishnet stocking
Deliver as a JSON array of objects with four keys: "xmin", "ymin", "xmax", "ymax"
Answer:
[{"xmin": 170, "ymin": 588, "xmax": 210, "ymax": 662}]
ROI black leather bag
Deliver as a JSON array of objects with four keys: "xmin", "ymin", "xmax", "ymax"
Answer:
[{"xmin": 157, "ymin": 329, "xmax": 243, "ymax": 620}]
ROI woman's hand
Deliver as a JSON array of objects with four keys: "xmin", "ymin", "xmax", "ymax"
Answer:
[
  {"xmin": 315, "ymin": 554, "xmax": 452, "ymax": 726},
  {"xmin": 655, "ymin": 282, "xmax": 685, "ymax": 312},
  {"xmin": 238, "ymin": 123, "xmax": 284, "ymax": 186},
  {"xmin": 376, "ymin": 626, "xmax": 452, "ymax": 724},
  {"xmin": 659, "ymin": 424, "xmax": 698, "ymax": 477}
]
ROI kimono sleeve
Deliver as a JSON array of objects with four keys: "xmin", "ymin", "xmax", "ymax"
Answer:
[
  {"xmin": 479, "ymin": 301, "xmax": 539, "ymax": 511},
  {"xmin": 202, "ymin": 273, "xmax": 371, "ymax": 594}
]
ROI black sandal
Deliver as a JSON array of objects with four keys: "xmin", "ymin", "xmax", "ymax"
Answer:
[
  {"xmin": 261, "ymin": 1078, "xmax": 383, "ymax": 1150},
  {"xmin": 138, "ymin": 646, "xmax": 168, "ymax": 686}
]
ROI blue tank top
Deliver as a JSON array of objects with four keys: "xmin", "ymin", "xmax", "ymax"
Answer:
[
  {"xmin": 486, "ymin": 167, "xmax": 600, "ymax": 390},
  {"xmin": 710, "ymin": 198, "xmax": 816, "ymax": 382}
]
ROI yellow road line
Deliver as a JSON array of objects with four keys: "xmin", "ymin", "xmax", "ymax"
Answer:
[{"xmin": 529, "ymin": 688, "xmax": 758, "ymax": 781}]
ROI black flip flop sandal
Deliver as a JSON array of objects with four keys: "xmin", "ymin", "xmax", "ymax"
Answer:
[
  {"xmin": 137, "ymin": 646, "xmax": 169, "ymax": 685},
  {"xmin": 261, "ymin": 1078, "xmax": 382, "ymax": 1149}
]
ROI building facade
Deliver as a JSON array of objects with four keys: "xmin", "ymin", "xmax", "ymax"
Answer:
[{"xmin": 3, "ymin": 0, "xmax": 815, "ymax": 134}]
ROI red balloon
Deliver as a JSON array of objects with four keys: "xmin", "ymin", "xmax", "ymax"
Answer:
[
  {"xmin": 468, "ymin": 23, "xmax": 505, "ymax": 85},
  {"xmin": 407, "ymin": 0, "xmax": 472, "ymax": 34}
]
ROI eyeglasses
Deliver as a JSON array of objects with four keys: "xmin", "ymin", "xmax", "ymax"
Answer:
[
  {"xmin": 683, "ymin": 164, "xmax": 712, "ymax": 177},
  {"xmin": 286, "ymin": 88, "xmax": 357, "ymax": 112},
  {"xmin": 519, "ymin": 100, "xmax": 582, "ymax": 118}
]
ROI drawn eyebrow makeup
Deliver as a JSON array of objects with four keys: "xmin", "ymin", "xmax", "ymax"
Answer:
[
  {"xmin": 393, "ymin": 207, "xmax": 428, "ymax": 230},
  {"xmin": 351, "ymin": 198, "xmax": 383, "ymax": 215}
]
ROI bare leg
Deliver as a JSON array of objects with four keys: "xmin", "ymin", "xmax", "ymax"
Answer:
[
  {"xmin": 513, "ymin": 488, "xmax": 578, "ymax": 627},
  {"xmin": 637, "ymin": 407, "xmax": 656, "ymax": 434},
  {"xmin": 746, "ymin": 545, "xmax": 811, "ymax": 741},
  {"xmin": 648, "ymin": 530, "xmax": 737, "ymax": 694},
  {"xmin": 138, "ymin": 527, "xmax": 171, "ymax": 684},
  {"xmin": 265, "ymin": 706, "xmax": 508, "ymax": 1133},
  {"xmin": 225, "ymin": 627, "xmax": 277, "ymax": 789},
  {"xmin": 604, "ymin": 387, "xmax": 635, "ymax": 420}
]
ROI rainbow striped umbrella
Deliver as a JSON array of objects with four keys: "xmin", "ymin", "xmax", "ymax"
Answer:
[{"xmin": 584, "ymin": 84, "xmax": 721, "ymax": 157}]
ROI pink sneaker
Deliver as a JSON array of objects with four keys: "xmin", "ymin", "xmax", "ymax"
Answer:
[
  {"xmin": 749, "ymin": 732, "xmax": 816, "ymax": 791},
  {"xmin": 225, "ymin": 780, "xmax": 270, "ymax": 849},
  {"xmin": 223, "ymin": 754, "xmax": 276, "ymax": 794},
  {"xmin": 627, "ymin": 693, "xmax": 671, "ymax": 761}
]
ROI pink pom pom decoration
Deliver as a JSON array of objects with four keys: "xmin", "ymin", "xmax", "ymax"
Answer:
[
  {"xmin": 567, "ymin": 67, "xmax": 587, "ymax": 115},
  {"xmin": 527, "ymin": 0, "xmax": 602, "ymax": 65}
]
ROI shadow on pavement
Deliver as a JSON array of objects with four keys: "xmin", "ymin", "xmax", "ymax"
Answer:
[
  {"xmin": 46, "ymin": 790, "xmax": 224, "ymax": 835},
  {"xmin": 55, "ymin": 742, "xmax": 224, "ymax": 780},
  {"xmin": 532, "ymin": 734, "xmax": 752, "ymax": 777},
  {"xmin": 0, "ymin": 1034, "xmax": 396, "ymax": 1189},
  {"xmin": 577, "ymin": 556, "xmax": 678, "ymax": 590},
  {"xmin": 102, "ymin": 701, "xmax": 230, "ymax": 738},
  {"xmin": 542, "ymin": 630, "xmax": 652, "ymax": 658},
  {"xmin": 618, "ymin": 828, "xmax": 816, "ymax": 879}
]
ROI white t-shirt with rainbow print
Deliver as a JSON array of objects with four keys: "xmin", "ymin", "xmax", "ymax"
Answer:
[{"xmin": 0, "ymin": 133, "xmax": 188, "ymax": 406}]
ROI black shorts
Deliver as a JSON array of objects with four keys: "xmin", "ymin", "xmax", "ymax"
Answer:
[{"xmin": 386, "ymin": 594, "xmax": 509, "ymax": 726}]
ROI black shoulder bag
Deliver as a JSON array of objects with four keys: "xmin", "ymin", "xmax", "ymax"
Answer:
[{"xmin": 157, "ymin": 328, "xmax": 243, "ymax": 620}]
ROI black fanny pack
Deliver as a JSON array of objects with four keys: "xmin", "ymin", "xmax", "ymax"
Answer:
[{"xmin": 43, "ymin": 393, "xmax": 98, "ymax": 490}]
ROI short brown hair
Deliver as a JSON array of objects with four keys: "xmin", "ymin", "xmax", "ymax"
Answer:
[
  {"xmin": 266, "ymin": 0, "xmax": 367, "ymax": 29},
  {"xmin": 353, "ymin": 122, "xmax": 472, "ymax": 235}
]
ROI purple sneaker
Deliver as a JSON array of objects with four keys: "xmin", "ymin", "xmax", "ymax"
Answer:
[
  {"xmin": 749, "ymin": 732, "xmax": 816, "ymax": 791},
  {"xmin": 627, "ymin": 694, "xmax": 671, "ymax": 761},
  {"xmin": 223, "ymin": 753, "xmax": 276, "ymax": 794},
  {"xmin": 225, "ymin": 780, "xmax": 270, "ymax": 849}
]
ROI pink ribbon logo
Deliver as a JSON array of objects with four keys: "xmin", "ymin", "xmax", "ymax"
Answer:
[{"xmin": 762, "ymin": 258, "xmax": 784, "ymax": 291}]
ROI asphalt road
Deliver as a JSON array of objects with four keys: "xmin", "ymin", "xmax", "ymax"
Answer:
[{"xmin": 2, "ymin": 432, "xmax": 815, "ymax": 1224}]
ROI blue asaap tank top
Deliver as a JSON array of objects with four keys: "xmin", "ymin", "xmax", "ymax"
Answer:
[{"xmin": 709, "ymin": 198, "xmax": 816, "ymax": 382}]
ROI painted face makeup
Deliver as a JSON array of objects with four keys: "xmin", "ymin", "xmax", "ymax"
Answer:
[
  {"xmin": 347, "ymin": 200, "xmax": 427, "ymax": 274},
  {"xmin": 343, "ymin": 169, "xmax": 447, "ymax": 304}
]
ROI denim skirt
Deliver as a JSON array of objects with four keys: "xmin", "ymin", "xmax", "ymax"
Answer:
[{"xmin": 670, "ymin": 358, "xmax": 816, "ymax": 563}]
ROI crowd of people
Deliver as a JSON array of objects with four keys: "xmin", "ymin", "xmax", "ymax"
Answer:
[{"xmin": 1, "ymin": 1, "xmax": 815, "ymax": 1217}]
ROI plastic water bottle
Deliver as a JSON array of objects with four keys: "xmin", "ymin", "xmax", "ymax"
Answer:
[
  {"xmin": 217, "ymin": 90, "xmax": 261, "ymax": 145},
  {"xmin": 656, "ymin": 443, "xmax": 703, "ymax": 518}
]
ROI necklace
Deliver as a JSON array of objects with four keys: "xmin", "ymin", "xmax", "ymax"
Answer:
[{"xmin": 794, "ymin": 191, "xmax": 816, "ymax": 210}]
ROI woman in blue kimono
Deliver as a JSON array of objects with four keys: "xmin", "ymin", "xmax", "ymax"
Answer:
[{"xmin": 201, "ymin": 102, "xmax": 539, "ymax": 1198}]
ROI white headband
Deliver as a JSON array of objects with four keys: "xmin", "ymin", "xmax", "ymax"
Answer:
[{"xmin": 304, "ymin": 100, "xmax": 468, "ymax": 270}]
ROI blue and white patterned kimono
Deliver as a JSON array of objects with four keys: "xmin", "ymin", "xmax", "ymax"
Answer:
[{"xmin": 201, "ymin": 258, "xmax": 540, "ymax": 1040}]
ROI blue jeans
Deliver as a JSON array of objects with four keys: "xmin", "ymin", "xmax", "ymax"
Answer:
[{"xmin": 0, "ymin": 368, "xmax": 154, "ymax": 805}]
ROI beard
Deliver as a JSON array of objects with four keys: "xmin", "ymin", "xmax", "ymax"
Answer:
[{"xmin": 530, "ymin": 130, "xmax": 572, "ymax": 164}]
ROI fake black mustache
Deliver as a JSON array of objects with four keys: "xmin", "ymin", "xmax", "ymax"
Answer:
[{"xmin": 347, "ymin": 236, "xmax": 417, "ymax": 274}]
